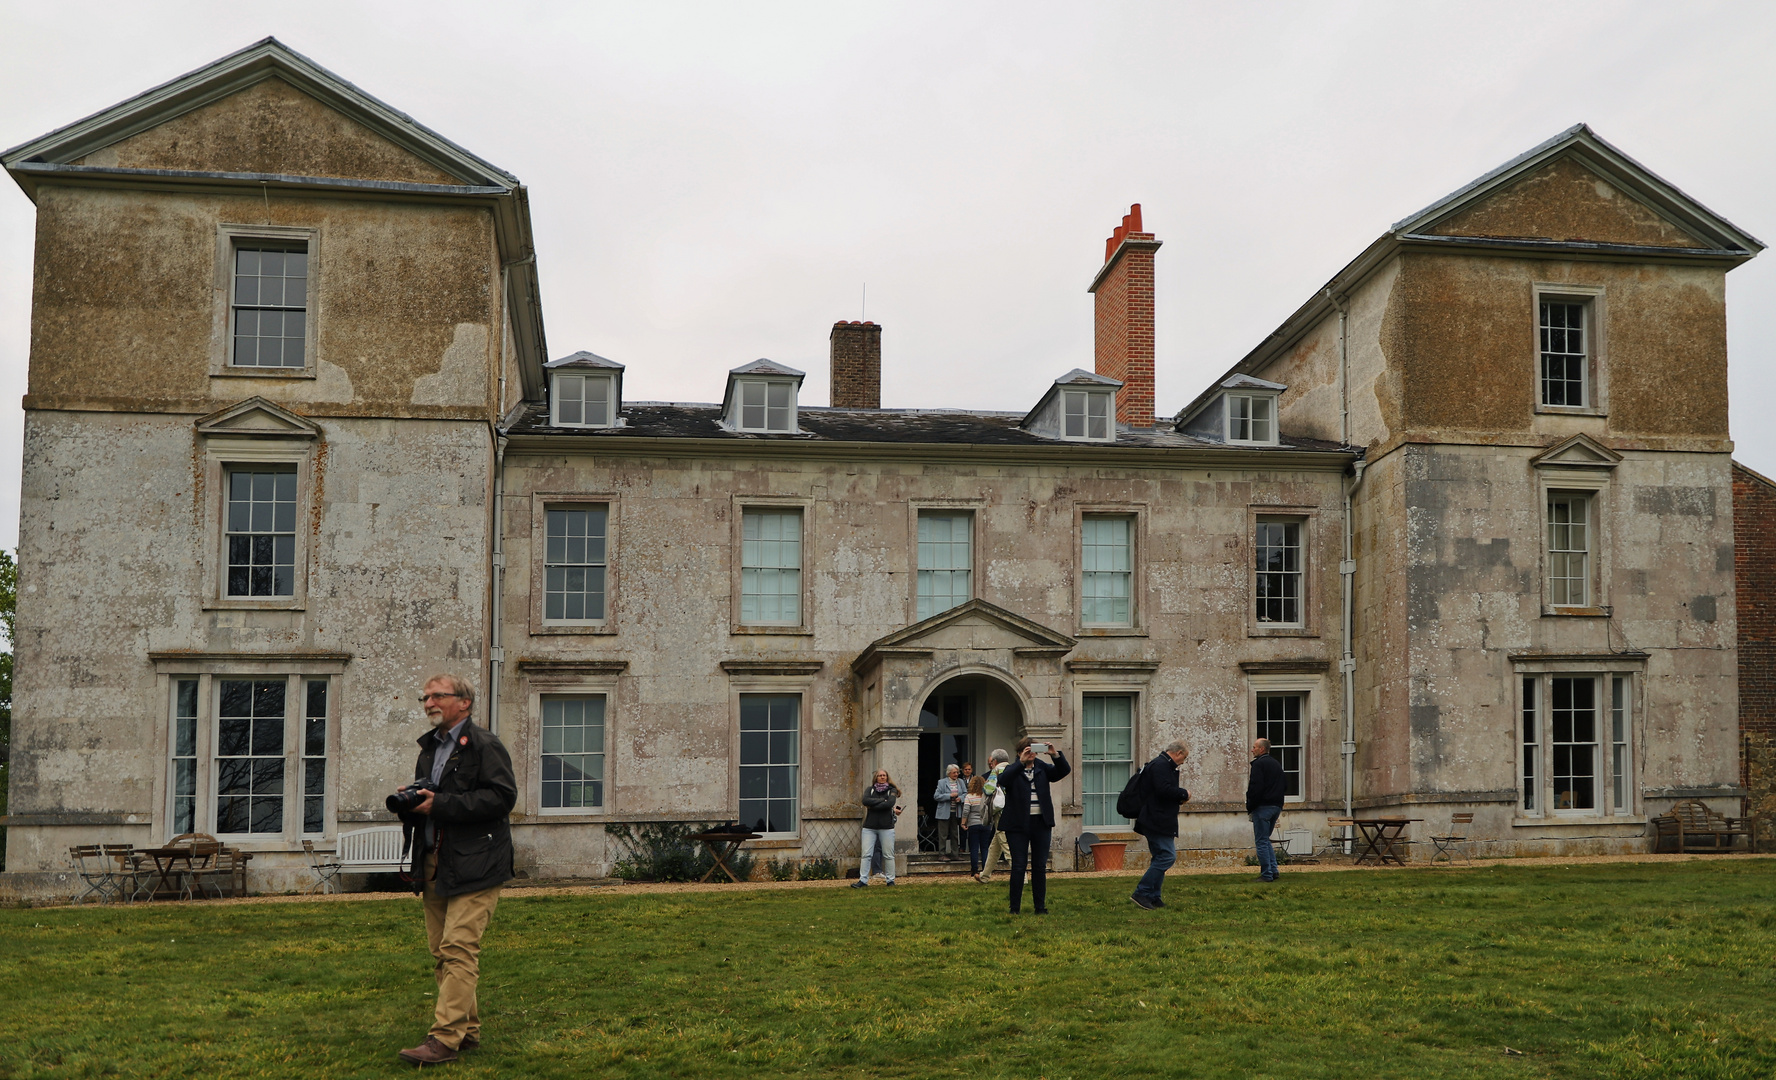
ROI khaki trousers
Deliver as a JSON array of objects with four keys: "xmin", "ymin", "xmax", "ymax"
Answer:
[
  {"xmin": 977, "ymin": 827, "xmax": 1009, "ymax": 882},
  {"xmin": 421, "ymin": 856, "xmax": 501, "ymax": 1049}
]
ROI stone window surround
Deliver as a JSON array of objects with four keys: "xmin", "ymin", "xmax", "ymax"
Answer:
[
  {"xmin": 527, "ymin": 493, "xmax": 620, "ymax": 635},
  {"xmin": 1535, "ymin": 465, "xmax": 1614, "ymax": 618},
  {"xmin": 1073, "ymin": 502, "xmax": 1148, "ymax": 637},
  {"xmin": 525, "ymin": 677, "xmax": 620, "ymax": 820},
  {"xmin": 1244, "ymin": 671, "xmax": 1322, "ymax": 805},
  {"xmin": 731, "ymin": 496, "xmax": 813, "ymax": 635},
  {"xmin": 721, "ymin": 662, "xmax": 824, "ymax": 840},
  {"xmin": 1532, "ymin": 282, "xmax": 1608, "ymax": 418},
  {"xmin": 1510, "ymin": 655, "xmax": 1644, "ymax": 826},
  {"xmin": 907, "ymin": 499, "xmax": 983, "ymax": 625},
  {"xmin": 147, "ymin": 651, "xmax": 351, "ymax": 848},
  {"xmin": 200, "ymin": 438, "xmax": 316, "ymax": 612},
  {"xmin": 1064, "ymin": 659, "xmax": 1159, "ymax": 828},
  {"xmin": 1247, "ymin": 504, "xmax": 1320, "ymax": 638},
  {"xmin": 209, "ymin": 222, "xmax": 321, "ymax": 381}
]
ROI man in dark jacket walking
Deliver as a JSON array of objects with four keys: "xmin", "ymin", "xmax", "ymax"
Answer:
[
  {"xmin": 1246, "ymin": 737, "xmax": 1287, "ymax": 883},
  {"xmin": 994, "ymin": 737, "xmax": 1071, "ymax": 914},
  {"xmin": 391, "ymin": 675, "xmax": 517, "ymax": 1066},
  {"xmin": 1129, "ymin": 740, "xmax": 1190, "ymax": 910}
]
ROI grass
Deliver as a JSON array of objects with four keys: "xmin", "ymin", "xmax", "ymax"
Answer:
[{"xmin": 1, "ymin": 861, "xmax": 1774, "ymax": 1079}]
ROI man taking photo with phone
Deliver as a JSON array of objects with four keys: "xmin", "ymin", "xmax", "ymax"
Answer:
[{"xmin": 993, "ymin": 736, "xmax": 1070, "ymax": 914}]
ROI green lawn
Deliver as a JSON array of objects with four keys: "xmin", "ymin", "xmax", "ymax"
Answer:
[{"xmin": 2, "ymin": 861, "xmax": 1773, "ymax": 1079}]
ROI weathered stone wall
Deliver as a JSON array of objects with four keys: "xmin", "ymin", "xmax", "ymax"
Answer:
[
  {"xmin": 496, "ymin": 448, "xmax": 1349, "ymax": 877},
  {"xmin": 1735, "ymin": 463, "xmax": 1776, "ymax": 846}
]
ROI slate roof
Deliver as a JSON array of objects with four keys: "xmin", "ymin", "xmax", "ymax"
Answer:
[{"xmin": 504, "ymin": 400, "xmax": 1356, "ymax": 453}]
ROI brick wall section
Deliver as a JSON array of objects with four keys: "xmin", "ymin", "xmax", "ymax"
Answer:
[
  {"xmin": 1090, "ymin": 206, "xmax": 1159, "ymax": 428},
  {"xmin": 1735, "ymin": 462, "xmax": 1776, "ymax": 811},
  {"xmin": 829, "ymin": 321, "xmax": 881, "ymax": 409}
]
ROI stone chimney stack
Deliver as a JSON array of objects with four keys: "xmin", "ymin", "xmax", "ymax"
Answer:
[
  {"xmin": 829, "ymin": 320, "xmax": 881, "ymax": 409},
  {"xmin": 1088, "ymin": 204, "xmax": 1161, "ymax": 427}
]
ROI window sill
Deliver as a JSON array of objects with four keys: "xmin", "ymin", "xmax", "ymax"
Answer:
[
  {"xmin": 532, "ymin": 623, "xmax": 617, "ymax": 636},
  {"xmin": 1543, "ymin": 606, "xmax": 1612, "ymax": 618},
  {"xmin": 731, "ymin": 625, "xmax": 814, "ymax": 636},
  {"xmin": 1249, "ymin": 626, "xmax": 1317, "ymax": 638},
  {"xmin": 747, "ymin": 838, "xmax": 803, "ymax": 850},
  {"xmin": 1511, "ymin": 815, "xmax": 1645, "ymax": 828},
  {"xmin": 1535, "ymin": 405, "xmax": 1606, "ymax": 418},
  {"xmin": 1076, "ymin": 627, "xmax": 1147, "ymax": 637},
  {"xmin": 203, "ymin": 598, "xmax": 306, "ymax": 612},
  {"xmin": 530, "ymin": 809, "xmax": 609, "ymax": 821},
  {"xmin": 211, "ymin": 368, "xmax": 317, "ymax": 380}
]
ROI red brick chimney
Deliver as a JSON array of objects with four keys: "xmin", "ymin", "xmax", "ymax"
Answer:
[
  {"xmin": 1088, "ymin": 204, "xmax": 1161, "ymax": 427},
  {"xmin": 829, "ymin": 321, "xmax": 881, "ymax": 409}
]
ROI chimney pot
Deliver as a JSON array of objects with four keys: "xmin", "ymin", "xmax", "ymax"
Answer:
[{"xmin": 829, "ymin": 320, "xmax": 882, "ymax": 409}]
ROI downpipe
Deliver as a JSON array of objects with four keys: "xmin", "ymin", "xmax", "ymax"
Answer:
[
  {"xmin": 487, "ymin": 433, "xmax": 508, "ymax": 735},
  {"xmin": 1341, "ymin": 458, "xmax": 1366, "ymax": 849}
]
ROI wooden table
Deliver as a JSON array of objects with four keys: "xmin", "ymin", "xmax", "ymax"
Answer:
[
  {"xmin": 688, "ymin": 830, "xmax": 760, "ymax": 883},
  {"xmin": 1352, "ymin": 818, "xmax": 1421, "ymax": 865},
  {"xmin": 132, "ymin": 845, "xmax": 206, "ymax": 900}
]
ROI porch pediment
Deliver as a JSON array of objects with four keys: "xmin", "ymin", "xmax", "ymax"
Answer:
[{"xmin": 852, "ymin": 599, "xmax": 1076, "ymax": 674}]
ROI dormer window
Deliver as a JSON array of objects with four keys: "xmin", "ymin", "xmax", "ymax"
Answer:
[
  {"xmin": 1227, "ymin": 393, "xmax": 1275, "ymax": 444},
  {"xmin": 545, "ymin": 351, "xmax": 626, "ymax": 429},
  {"xmin": 553, "ymin": 373, "xmax": 615, "ymax": 428},
  {"xmin": 1064, "ymin": 390, "xmax": 1113, "ymax": 441},
  {"xmin": 738, "ymin": 379, "xmax": 795, "ymax": 432}
]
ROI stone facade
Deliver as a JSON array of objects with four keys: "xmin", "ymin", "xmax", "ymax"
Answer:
[
  {"xmin": 1735, "ymin": 463, "xmax": 1776, "ymax": 847},
  {"xmin": 0, "ymin": 47, "xmax": 1763, "ymax": 897}
]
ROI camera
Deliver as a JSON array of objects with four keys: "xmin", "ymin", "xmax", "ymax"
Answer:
[{"xmin": 387, "ymin": 779, "xmax": 437, "ymax": 813}]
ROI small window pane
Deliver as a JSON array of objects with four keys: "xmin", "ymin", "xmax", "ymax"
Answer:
[{"xmin": 215, "ymin": 679, "xmax": 286, "ymax": 834}]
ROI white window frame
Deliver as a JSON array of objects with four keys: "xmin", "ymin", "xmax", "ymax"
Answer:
[
  {"xmin": 1080, "ymin": 514, "xmax": 1135, "ymax": 628},
  {"xmin": 733, "ymin": 500, "xmax": 811, "ymax": 633},
  {"xmin": 1062, "ymin": 389, "xmax": 1115, "ymax": 441},
  {"xmin": 1075, "ymin": 505, "xmax": 1146, "ymax": 636},
  {"xmin": 551, "ymin": 372, "xmax": 617, "ymax": 428},
  {"xmin": 1247, "ymin": 507, "xmax": 1318, "ymax": 637},
  {"xmin": 736, "ymin": 692, "xmax": 802, "ymax": 838},
  {"xmin": 1245, "ymin": 673, "xmax": 1320, "ymax": 805},
  {"xmin": 517, "ymin": 662, "xmax": 624, "ymax": 818},
  {"xmin": 154, "ymin": 657, "xmax": 346, "ymax": 846},
  {"xmin": 1546, "ymin": 491, "xmax": 1591, "ymax": 608},
  {"xmin": 916, "ymin": 510, "xmax": 974, "ymax": 621},
  {"xmin": 1253, "ymin": 515, "xmax": 1305, "ymax": 628},
  {"xmin": 528, "ymin": 494, "xmax": 620, "ymax": 636},
  {"xmin": 210, "ymin": 223, "xmax": 319, "ymax": 379},
  {"xmin": 1080, "ymin": 693, "xmax": 1136, "ymax": 828},
  {"xmin": 1532, "ymin": 284, "xmax": 1606, "ymax": 416},
  {"xmin": 723, "ymin": 667, "xmax": 819, "ymax": 841},
  {"xmin": 200, "ymin": 440, "xmax": 315, "ymax": 612},
  {"xmin": 734, "ymin": 378, "xmax": 798, "ymax": 433},
  {"xmin": 538, "ymin": 693, "xmax": 609, "ymax": 814},
  {"xmin": 1254, "ymin": 691, "xmax": 1308, "ymax": 803},
  {"xmin": 541, "ymin": 504, "xmax": 610, "ymax": 626},
  {"xmin": 1226, "ymin": 392, "xmax": 1279, "ymax": 445},
  {"xmin": 1515, "ymin": 665, "xmax": 1639, "ymax": 822}
]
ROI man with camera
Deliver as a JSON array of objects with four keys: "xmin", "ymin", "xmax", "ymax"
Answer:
[
  {"xmin": 391, "ymin": 675, "xmax": 517, "ymax": 1067},
  {"xmin": 993, "ymin": 737, "xmax": 1070, "ymax": 914}
]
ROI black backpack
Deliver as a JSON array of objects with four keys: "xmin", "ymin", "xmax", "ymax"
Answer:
[{"xmin": 1115, "ymin": 764, "xmax": 1149, "ymax": 820}]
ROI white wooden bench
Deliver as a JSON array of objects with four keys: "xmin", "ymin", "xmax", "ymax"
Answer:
[{"xmin": 304, "ymin": 826, "xmax": 408, "ymax": 893}]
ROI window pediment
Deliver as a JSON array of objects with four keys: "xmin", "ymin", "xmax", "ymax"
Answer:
[
  {"xmin": 195, "ymin": 397, "xmax": 321, "ymax": 440},
  {"xmin": 1532, "ymin": 433, "xmax": 1621, "ymax": 470}
]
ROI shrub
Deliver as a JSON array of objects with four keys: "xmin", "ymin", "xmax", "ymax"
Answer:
[
  {"xmin": 767, "ymin": 857, "xmax": 799, "ymax": 881},
  {"xmin": 603, "ymin": 821, "xmax": 756, "ymax": 883},
  {"xmin": 800, "ymin": 856, "xmax": 839, "ymax": 880}
]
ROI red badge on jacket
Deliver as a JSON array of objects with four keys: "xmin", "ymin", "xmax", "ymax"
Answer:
[{"xmin": 459, "ymin": 736, "xmax": 469, "ymax": 746}]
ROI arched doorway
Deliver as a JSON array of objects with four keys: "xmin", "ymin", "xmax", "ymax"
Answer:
[{"xmin": 916, "ymin": 673, "xmax": 1024, "ymax": 852}]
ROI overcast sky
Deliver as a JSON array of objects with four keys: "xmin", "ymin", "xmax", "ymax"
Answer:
[{"xmin": 2, "ymin": 2, "xmax": 1773, "ymax": 550}]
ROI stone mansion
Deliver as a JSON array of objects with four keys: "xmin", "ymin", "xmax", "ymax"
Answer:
[{"xmin": 0, "ymin": 39, "xmax": 1761, "ymax": 894}]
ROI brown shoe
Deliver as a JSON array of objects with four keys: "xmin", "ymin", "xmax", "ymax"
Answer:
[
  {"xmin": 460, "ymin": 1035, "xmax": 480, "ymax": 1052},
  {"xmin": 398, "ymin": 1036, "xmax": 459, "ymax": 1066}
]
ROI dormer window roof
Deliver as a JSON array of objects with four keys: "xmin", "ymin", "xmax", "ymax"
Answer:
[
  {"xmin": 547, "ymin": 351, "xmax": 625, "ymax": 428},
  {"xmin": 723, "ymin": 359, "xmax": 805, "ymax": 434},
  {"xmin": 1176, "ymin": 374, "xmax": 1285, "ymax": 445},
  {"xmin": 1021, "ymin": 369, "xmax": 1121, "ymax": 442}
]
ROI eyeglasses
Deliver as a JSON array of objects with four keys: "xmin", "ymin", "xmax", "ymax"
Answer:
[{"xmin": 417, "ymin": 693, "xmax": 463, "ymax": 703}]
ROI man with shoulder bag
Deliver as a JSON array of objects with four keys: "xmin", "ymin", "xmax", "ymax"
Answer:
[
  {"xmin": 1127, "ymin": 740, "xmax": 1190, "ymax": 910},
  {"xmin": 388, "ymin": 675, "xmax": 517, "ymax": 1066}
]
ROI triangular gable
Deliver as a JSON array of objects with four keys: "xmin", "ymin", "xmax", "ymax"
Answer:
[
  {"xmin": 1531, "ymin": 433, "xmax": 1621, "ymax": 470},
  {"xmin": 1394, "ymin": 124, "xmax": 1762, "ymax": 255},
  {"xmin": 1, "ymin": 37, "xmax": 515, "ymax": 189},
  {"xmin": 853, "ymin": 599, "xmax": 1076, "ymax": 673},
  {"xmin": 196, "ymin": 397, "xmax": 322, "ymax": 439}
]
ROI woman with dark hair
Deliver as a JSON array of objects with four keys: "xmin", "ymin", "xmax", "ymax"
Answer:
[
  {"xmin": 852, "ymin": 768, "xmax": 902, "ymax": 888},
  {"xmin": 992, "ymin": 738, "xmax": 1070, "ymax": 913}
]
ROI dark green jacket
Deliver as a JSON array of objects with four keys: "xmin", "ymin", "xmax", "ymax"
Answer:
[{"xmin": 402, "ymin": 719, "xmax": 517, "ymax": 897}]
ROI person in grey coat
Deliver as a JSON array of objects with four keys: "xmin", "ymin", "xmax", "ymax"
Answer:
[{"xmin": 931, "ymin": 764, "xmax": 966, "ymax": 860}]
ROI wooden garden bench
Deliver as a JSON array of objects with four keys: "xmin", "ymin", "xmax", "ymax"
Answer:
[{"xmin": 1651, "ymin": 800, "xmax": 1756, "ymax": 853}]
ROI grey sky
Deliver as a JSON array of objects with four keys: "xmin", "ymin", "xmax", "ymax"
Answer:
[{"xmin": 3, "ymin": 2, "xmax": 1773, "ymax": 551}]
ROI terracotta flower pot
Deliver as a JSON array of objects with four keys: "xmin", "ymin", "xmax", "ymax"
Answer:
[{"xmin": 1090, "ymin": 841, "xmax": 1127, "ymax": 871}]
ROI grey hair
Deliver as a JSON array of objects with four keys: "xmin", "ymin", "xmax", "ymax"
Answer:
[
  {"xmin": 1253, "ymin": 737, "xmax": 1271, "ymax": 752},
  {"xmin": 423, "ymin": 673, "xmax": 475, "ymax": 707},
  {"xmin": 946, "ymin": 764, "xmax": 961, "ymax": 775},
  {"xmin": 989, "ymin": 748, "xmax": 1010, "ymax": 765},
  {"xmin": 1164, "ymin": 740, "xmax": 1189, "ymax": 758}
]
